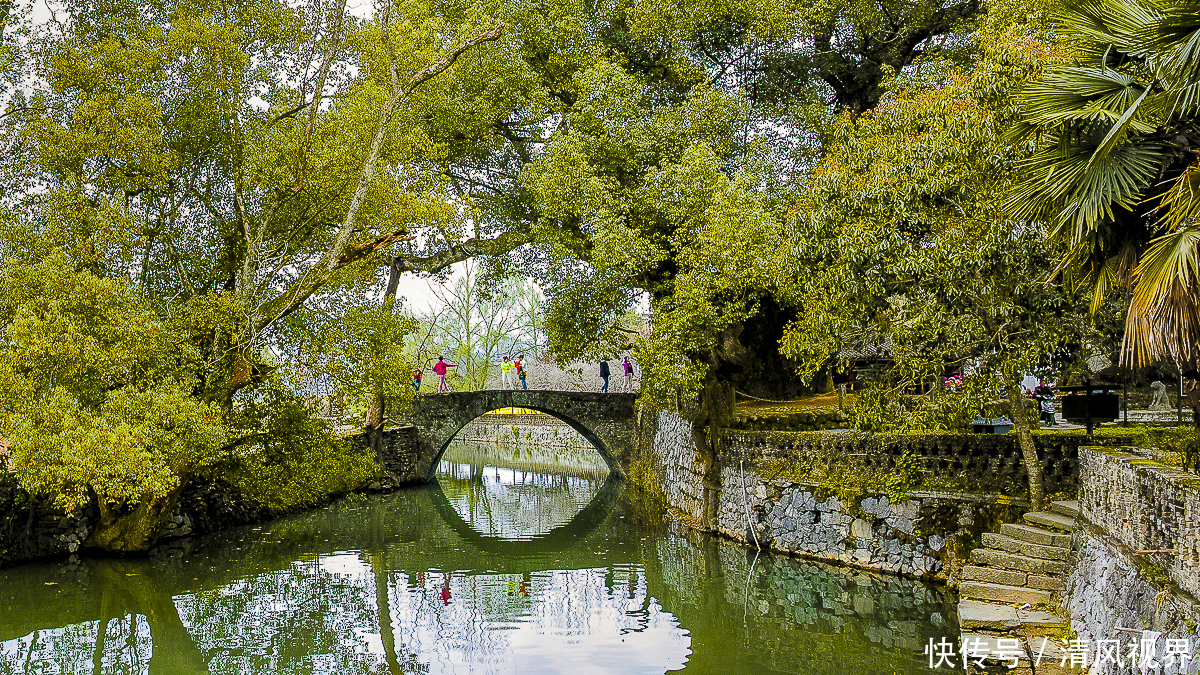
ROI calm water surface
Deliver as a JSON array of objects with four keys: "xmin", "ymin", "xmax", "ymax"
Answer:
[{"xmin": 0, "ymin": 440, "xmax": 956, "ymax": 674}]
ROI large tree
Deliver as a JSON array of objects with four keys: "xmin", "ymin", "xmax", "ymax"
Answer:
[
  {"xmin": 0, "ymin": 0, "xmax": 511, "ymax": 549},
  {"xmin": 776, "ymin": 17, "xmax": 1091, "ymax": 508}
]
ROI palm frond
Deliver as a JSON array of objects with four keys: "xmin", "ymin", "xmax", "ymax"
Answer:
[{"xmin": 1125, "ymin": 225, "xmax": 1200, "ymax": 364}]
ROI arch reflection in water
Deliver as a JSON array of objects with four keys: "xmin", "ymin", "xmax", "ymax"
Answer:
[{"xmin": 436, "ymin": 439, "xmax": 612, "ymax": 542}]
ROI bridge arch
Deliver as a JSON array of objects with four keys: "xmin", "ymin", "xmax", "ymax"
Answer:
[{"xmin": 397, "ymin": 390, "xmax": 639, "ymax": 484}]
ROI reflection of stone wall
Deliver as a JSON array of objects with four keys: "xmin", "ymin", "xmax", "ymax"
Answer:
[{"xmin": 647, "ymin": 525, "xmax": 957, "ymax": 673}]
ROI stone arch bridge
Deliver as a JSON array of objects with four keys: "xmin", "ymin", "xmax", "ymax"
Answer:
[{"xmin": 376, "ymin": 390, "xmax": 640, "ymax": 484}]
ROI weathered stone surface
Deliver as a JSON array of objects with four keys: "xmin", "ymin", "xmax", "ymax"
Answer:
[
  {"xmin": 962, "ymin": 565, "xmax": 1026, "ymax": 586},
  {"xmin": 970, "ymin": 549, "xmax": 1068, "ymax": 575},
  {"xmin": 1049, "ymin": 499, "xmax": 1079, "ymax": 519},
  {"xmin": 1022, "ymin": 511, "xmax": 1075, "ymax": 532},
  {"xmin": 1065, "ymin": 525, "xmax": 1200, "ymax": 675},
  {"xmin": 1076, "ymin": 446, "xmax": 1200, "ymax": 601},
  {"xmin": 999, "ymin": 523, "xmax": 1071, "ymax": 548},
  {"xmin": 1025, "ymin": 574, "xmax": 1063, "ymax": 591},
  {"xmin": 1014, "ymin": 607, "xmax": 1067, "ymax": 630},
  {"xmin": 981, "ymin": 533, "xmax": 1069, "ymax": 561},
  {"xmin": 959, "ymin": 581, "xmax": 1051, "ymax": 605},
  {"xmin": 958, "ymin": 600, "xmax": 1019, "ymax": 630}
]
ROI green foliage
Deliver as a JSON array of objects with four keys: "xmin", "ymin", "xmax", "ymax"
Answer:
[
  {"xmin": 0, "ymin": 253, "xmax": 226, "ymax": 512},
  {"xmin": 1004, "ymin": 0, "xmax": 1200, "ymax": 365},
  {"xmin": 847, "ymin": 384, "xmax": 996, "ymax": 434},
  {"xmin": 216, "ymin": 381, "xmax": 383, "ymax": 512},
  {"xmin": 1133, "ymin": 427, "xmax": 1200, "ymax": 473}
]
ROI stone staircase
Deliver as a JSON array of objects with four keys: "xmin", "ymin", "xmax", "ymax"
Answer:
[{"xmin": 957, "ymin": 500, "xmax": 1079, "ymax": 674}]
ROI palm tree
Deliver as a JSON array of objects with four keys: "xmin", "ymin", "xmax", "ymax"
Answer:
[{"xmin": 1007, "ymin": 0, "xmax": 1200, "ymax": 419}]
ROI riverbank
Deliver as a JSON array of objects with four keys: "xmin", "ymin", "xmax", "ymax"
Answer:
[{"xmin": 644, "ymin": 411, "xmax": 1118, "ymax": 580}]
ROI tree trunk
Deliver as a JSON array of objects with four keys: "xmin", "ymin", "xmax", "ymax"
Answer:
[
  {"xmin": 1006, "ymin": 382, "xmax": 1044, "ymax": 511},
  {"xmin": 85, "ymin": 484, "xmax": 185, "ymax": 553}
]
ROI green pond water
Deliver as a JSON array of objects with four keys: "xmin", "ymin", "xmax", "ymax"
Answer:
[{"xmin": 0, "ymin": 440, "xmax": 957, "ymax": 674}]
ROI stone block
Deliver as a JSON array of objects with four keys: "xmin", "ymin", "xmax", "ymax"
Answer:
[
  {"xmin": 1026, "ymin": 574, "xmax": 1063, "ymax": 591},
  {"xmin": 971, "ymin": 548, "xmax": 1068, "ymax": 575},
  {"xmin": 1049, "ymin": 500, "xmax": 1080, "ymax": 519},
  {"xmin": 1000, "ymin": 523, "xmax": 1071, "ymax": 548},
  {"xmin": 959, "ymin": 581, "xmax": 1052, "ymax": 605},
  {"xmin": 962, "ymin": 565, "xmax": 1026, "ymax": 586},
  {"xmin": 958, "ymin": 599, "xmax": 1019, "ymax": 630},
  {"xmin": 1023, "ymin": 511, "xmax": 1076, "ymax": 532},
  {"xmin": 851, "ymin": 518, "xmax": 873, "ymax": 540},
  {"xmin": 981, "ymin": 533, "xmax": 1069, "ymax": 561}
]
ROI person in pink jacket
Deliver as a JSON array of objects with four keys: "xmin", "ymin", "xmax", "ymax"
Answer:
[{"xmin": 433, "ymin": 356, "xmax": 458, "ymax": 393}]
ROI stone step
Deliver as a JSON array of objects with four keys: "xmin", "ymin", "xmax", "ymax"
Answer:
[
  {"xmin": 960, "ymin": 632, "xmax": 1032, "ymax": 671},
  {"xmin": 971, "ymin": 548, "xmax": 1068, "ymax": 576},
  {"xmin": 957, "ymin": 600, "xmax": 1069, "ymax": 632},
  {"xmin": 963, "ymin": 565, "xmax": 1026, "ymax": 586},
  {"xmin": 1017, "ymin": 607, "xmax": 1069, "ymax": 632},
  {"xmin": 1050, "ymin": 500, "xmax": 1080, "ymax": 519},
  {"xmin": 1000, "ymin": 523, "xmax": 1072, "ymax": 548},
  {"xmin": 1024, "ymin": 511, "xmax": 1076, "ymax": 532},
  {"xmin": 958, "ymin": 599, "xmax": 1021, "ymax": 630},
  {"xmin": 959, "ymin": 581, "xmax": 1052, "ymax": 605},
  {"xmin": 981, "ymin": 533, "xmax": 1069, "ymax": 561},
  {"xmin": 1027, "ymin": 574, "xmax": 1064, "ymax": 591}
]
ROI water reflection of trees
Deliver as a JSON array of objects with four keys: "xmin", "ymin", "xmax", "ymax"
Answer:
[{"xmin": 0, "ymin": 452, "xmax": 956, "ymax": 675}]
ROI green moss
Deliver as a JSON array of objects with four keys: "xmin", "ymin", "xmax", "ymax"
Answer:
[{"xmin": 1134, "ymin": 557, "xmax": 1171, "ymax": 587}]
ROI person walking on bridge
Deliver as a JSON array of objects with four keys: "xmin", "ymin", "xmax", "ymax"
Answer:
[
  {"xmin": 500, "ymin": 356, "xmax": 514, "ymax": 389},
  {"xmin": 599, "ymin": 359, "xmax": 610, "ymax": 392},
  {"xmin": 622, "ymin": 356, "xmax": 634, "ymax": 392},
  {"xmin": 515, "ymin": 354, "xmax": 527, "ymax": 390},
  {"xmin": 434, "ymin": 356, "xmax": 458, "ymax": 394}
]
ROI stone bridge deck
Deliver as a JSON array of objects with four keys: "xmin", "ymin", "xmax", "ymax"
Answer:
[{"xmin": 394, "ymin": 390, "xmax": 639, "ymax": 483}]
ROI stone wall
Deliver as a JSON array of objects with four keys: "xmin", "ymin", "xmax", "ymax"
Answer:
[
  {"xmin": 649, "ymin": 412, "xmax": 1050, "ymax": 579},
  {"xmin": 652, "ymin": 411, "xmax": 706, "ymax": 525},
  {"xmin": 1065, "ymin": 446, "xmax": 1200, "ymax": 675},
  {"xmin": 715, "ymin": 460, "xmax": 1024, "ymax": 578},
  {"xmin": 0, "ymin": 471, "xmax": 91, "ymax": 567},
  {"xmin": 451, "ymin": 414, "xmax": 592, "ymax": 449},
  {"xmin": 1065, "ymin": 530, "xmax": 1199, "ymax": 675},
  {"xmin": 1076, "ymin": 446, "xmax": 1200, "ymax": 598},
  {"xmin": 719, "ymin": 429, "xmax": 1116, "ymax": 497}
]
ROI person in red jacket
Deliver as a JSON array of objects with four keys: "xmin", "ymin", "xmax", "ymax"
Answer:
[{"xmin": 433, "ymin": 356, "xmax": 458, "ymax": 393}]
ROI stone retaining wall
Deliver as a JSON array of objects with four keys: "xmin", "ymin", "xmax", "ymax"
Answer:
[
  {"xmin": 1077, "ymin": 446, "xmax": 1200, "ymax": 599},
  {"xmin": 1065, "ymin": 447, "xmax": 1200, "ymax": 675},
  {"xmin": 648, "ymin": 411, "xmax": 1030, "ymax": 579},
  {"xmin": 1065, "ymin": 530, "xmax": 1199, "ymax": 675}
]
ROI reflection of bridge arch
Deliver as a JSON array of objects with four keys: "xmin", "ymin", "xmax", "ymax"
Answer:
[
  {"xmin": 399, "ymin": 391, "xmax": 639, "ymax": 482},
  {"xmin": 427, "ymin": 475, "xmax": 625, "ymax": 558}
]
